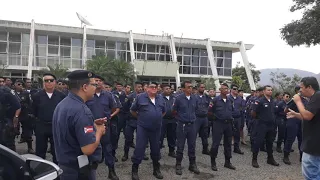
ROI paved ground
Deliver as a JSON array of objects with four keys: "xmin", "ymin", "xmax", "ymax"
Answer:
[{"xmin": 16, "ymin": 134, "xmax": 303, "ymax": 180}]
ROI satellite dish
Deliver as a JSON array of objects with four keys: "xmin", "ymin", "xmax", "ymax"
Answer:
[{"xmin": 76, "ymin": 12, "xmax": 92, "ymax": 26}]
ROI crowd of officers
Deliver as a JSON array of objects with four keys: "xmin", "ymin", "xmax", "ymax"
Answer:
[{"xmin": 0, "ymin": 71, "xmax": 305, "ymax": 180}]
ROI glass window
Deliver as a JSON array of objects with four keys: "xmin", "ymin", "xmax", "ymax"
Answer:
[
  {"xmin": 136, "ymin": 53, "xmax": 145, "ymax": 60},
  {"xmin": 225, "ymin": 51, "xmax": 232, "ymax": 58},
  {"xmin": 157, "ymin": 45, "xmax": 166, "ymax": 54},
  {"xmin": 183, "ymin": 56, "xmax": 191, "ymax": 65},
  {"xmin": 71, "ymin": 47, "xmax": 81, "ymax": 59},
  {"xmin": 107, "ymin": 50, "xmax": 116, "ymax": 59},
  {"xmin": 9, "ymin": 33, "xmax": 21, "ymax": 42},
  {"xmin": 72, "ymin": 59, "xmax": 82, "ymax": 69},
  {"xmin": 212, "ymin": 49, "xmax": 216, "ymax": 57},
  {"xmin": 87, "ymin": 48, "xmax": 94, "ymax": 59},
  {"xmin": 107, "ymin": 41, "xmax": 116, "ymax": 49},
  {"xmin": 87, "ymin": 40, "xmax": 95, "ymax": 48},
  {"xmin": 200, "ymin": 67, "xmax": 207, "ymax": 75},
  {"xmin": 0, "ymin": 32, "xmax": 7, "ymax": 41},
  {"xmin": 192, "ymin": 48, "xmax": 199, "ymax": 56},
  {"xmin": 158, "ymin": 54, "xmax": 165, "ymax": 61},
  {"xmin": 192, "ymin": 56, "xmax": 199, "ymax": 66},
  {"xmin": 35, "ymin": 57, "xmax": 46, "ymax": 67},
  {"xmin": 117, "ymin": 51, "xmax": 126, "ymax": 60},
  {"xmin": 208, "ymin": 67, "xmax": 212, "ymax": 75},
  {"xmin": 179, "ymin": 66, "xmax": 182, "ymax": 73},
  {"xmin": 165, "ymin": 55, "xmax": 170, "ymax": 61},
  {"xmin": 22, "ymin": 56, "xmax": 28, "ymax": 66},
  {"xmin": 183, "ymin": 48, "xmax": 191, "ymax": 55},
  {"xmin": 192, "ymin": 67, "xmax": 199, "ymax": 74},
  {"xmin": 22, "ymin": 34, "xmax": 30, "ymax": 44},
  {"xmin": 136, "ymin": 43, "xmax": 146, "ymax": 52},
  {"xmin": 47, "ymin": 56, "xmax": 59, "ymax": 66},
  {"xmin": 183, "ymin": 66, "xmax": 191, "ymax": 74},
  {"xmin": 217, "ymin": 68, "xmax": 223, "ymax": 75},
  {"xmin": 217, "ymin": 50, "xmax": 223, "ymax": 57},
  {"xmin": 177, "ymin": 55, "xmax": 182, "ymax": 64},
  {"xmin": 147, "ymin": 44, "xmax": 156, "ymax": 53},
  {"xmin": 216, "ymin": 58, "xmax": 223, "ymax": 67},
  {"xmin": 95, "ymin": 49, "xmax": 105, "ymax": 56},
  {"xmin": 61, "ymin": 46, "xmax": 71, "ymax": 57},
  {"xmin": 127, "ymin": 52, "xmax": 131, "ymax": 62},
  {"xmin": 35, "ymin": 45, "xmax": 46, "ymax": 57},
  {"xmin": 200, "ymin": 49, "xmax": 207, "ymax": 56},
  {"xmin": 165, "ymin": 46, "xmax": 170, "ymax": 54},
  {"xmin": 36, "ymin": 36, "xmax": 47, "ymax": 44},
  {"xmin": 224, "ymin": 68, "xmax": 232, "ymax": 76},
  {"xmin": 176, "ymin": 47, "xmax": 182, "ymax": 55},
  {"xmin": 147, "ymin": 53, "xmax": 156, "ymax": 60},
  {"xmin": 116, "ymin": 42, "xmax": 126, "ymax": 51},
  {"xmin": 9, "ymin": 43, "xmax": 21, "ymax": 54},
  {"xmin": 0, "ymin": 42, "xmax": 7, "ymax": 53},
  {"xmin": 22, "ymin": 45, "xmax": 29, "ymax": 56},
  {"xmin": 61, "ymin": 58, "xmax": 71, "ymax": 68},
  {"xmin": 200, "ymin": 57, "xmax": 207, "ymax": 66},
  {"xmin": 95, "ymin": 40, "xmax": 105, "ymax": 49},
  {"xmin": 9, "ymin": 55, "xmax": 21, "ymax": 65},
  {"xmin": 48, "ymin": 36, "xmax": 59, "ymax": 45},
  {"xmin": 224, "ymin": 58, "xmax": 232, "ymax": 68},
  {"xmin": 60, "ymin": 37, "xmax": 71, "ymax": 46},
  {"xmin": 72, "ymin": 38, "xmax": 82, "ymax": 47},
  {"xmin": 48, "ymin": 46, "xmax": 59, "ymax": 56}
]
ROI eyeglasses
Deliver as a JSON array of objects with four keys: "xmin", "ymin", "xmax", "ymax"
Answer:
[
  {"xmin": 44, "ymin": 79, "xmax": 55, "ymax": 83},
  {"xmin": 148, "ymin": 85, "xmax": 157, "ymax": 89}
]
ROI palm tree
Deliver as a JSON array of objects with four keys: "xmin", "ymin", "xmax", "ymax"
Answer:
[{"xmin": 38, "ymin": 64, "xmax": 69, "ymax": 80}]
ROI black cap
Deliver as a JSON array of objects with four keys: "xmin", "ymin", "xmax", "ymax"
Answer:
[
  {"xmin": 95, "ymin": 75, "xmax": 105, "ymax": 81},
  {"xmin": 43, "ymin": 73, "xmax": 56, "ymax": 80},
  {"xmin": 15, "ymin": 79, "xmax": 24, "ymax": 84},
  {"xmin": 149, "ymin": 81, "xmax": 158, "ymax": 86},
  {"xmin": 257, "ymin": 87, "xmax": 264, "ymax": 92},
  {"xmin": 67, "ymin": 70, "xmax": 96, "ymax": 80},
  {"xmin": 116, "ymin": 82, "xmax": 123, "ymax": 86}
]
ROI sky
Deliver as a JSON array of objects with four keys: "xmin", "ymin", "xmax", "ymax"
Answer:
[{"xmin": 1, "ymin": 0, "xmax": 319, "ymax": 74}]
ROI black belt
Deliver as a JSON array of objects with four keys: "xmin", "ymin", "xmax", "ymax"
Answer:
[{"xmin": 179, "ymin": 121, "xmax": 194, "ymax": 125}]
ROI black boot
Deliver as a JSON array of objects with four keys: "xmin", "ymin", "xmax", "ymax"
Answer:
[
  {"xmin": 108, "ymin": 167, "xmax": 119, "ymax": 180},
  {"xmin": 267, "ymin": 155, "xmax": 279, "ymax": 166},
  {"xmin": 252, "ymin": 153, "xmax": 259, "ymax": 168},
  {"xmin": 27, "ymin": 141, "xmax": 35, "ymax": 154},
  {"xmin": 131, "ymin": 142, "xmax": 136, "ymax": 148},
  {"xmin": 283, "ymin": 152, "xmax": 291, "ymax": 165},
  {"xmin": 152, "ymin": 161, "xmax": 163, "ymax": 179},
  {"xmin": 211, "ymin": 157, "xmax": 218, "ymax": 171},
  {"xmin": 234, "ymin": 148, "xmax": 244, "ymax": 155},
  {"xmin": 300, "ymin": 152, "xmax": 303, "ymax": 162},
  {"xmin": 188, "ymin": 159, "xmax": 200, "ymax": 174},
  {"xmin": 276, "ymin": 144, "xmax": 283, "ymax": 153},
  {"xmin": 122, "ymin": 152, "xmax": 128, "ymax": 162},
  {"xmin": 224, "ymin": 159, "xmax": 236, "ymax": 170},
  {"xmin": 175, "ymin": 160, "xmax": 182, "ymax": 175},
  {"xmin": 202, "ymin": 145, "xmax": 210, "ymax": 155},
  {"xmin": 168, "ymin": 150, "xmax": 177, "ymax": 158},
  {"xmin": 132, "ymin": 164, "xmax": 139, "ymax": 180}
]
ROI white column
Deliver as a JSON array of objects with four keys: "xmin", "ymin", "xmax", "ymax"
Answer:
[
  {"xmin": 82, "ymin": 25, "xmax": 87, "ymax": 69},
  {"xmin": 206, "ymin": 39, "xmax": 220, "ymax": 91},
  {"xmin": 27, "ymin": 19, "xmax": 35, "ymax": 79},
  {"xmin": 239, "ymin": 41, "xmax": 256, "ymax": 90},
  {"xmin": 128, "ymin": 30, "xmax": 137, "ymax": 79},
  {"xmin": 168, "ymin": 34, "xmax": 181, "ymax": 89}
]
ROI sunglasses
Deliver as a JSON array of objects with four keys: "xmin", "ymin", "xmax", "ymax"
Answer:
[
  {"xmin": 58, "ymin": 83, "xmax": 66, "ymax": 86},
  {"xmin": 148, "ymin": 85, "xmax": 157, "ymax": 89},
  {"xmin": 16, "ymin": 83, "xmax": 23, "ymax": 86},
  {"xmin": 232, "ymin": 88, "xmax": 238, "ymax": 90},
  {"xmin": 44, "ymin": 79, "xmax": 55, "ymax": 83}
]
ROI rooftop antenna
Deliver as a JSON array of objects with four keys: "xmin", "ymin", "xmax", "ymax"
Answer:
[
  {"xmin": 76, "ymin": 12, "xmax": 92, "ymax": 27},
  {"xmin": 76, "ymin": 12, "xmax": 92, "ymax": 69}
]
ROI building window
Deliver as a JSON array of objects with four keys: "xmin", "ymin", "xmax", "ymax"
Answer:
[
  {"xmin": 225, "ymin": 50, "xmax": 232, "ymax": 58},
  {"xmin": 72, "ymin": 59, "xmax": 82, "ymax": 69},
  {"xmin": 147, "ymin": 53, "xmax": 156, "ymax": 60},
  {"xmin": 61, "ymin": 46, "xmax": 71, "ymax": 58},
  {"xmin": 192, "ymin": 56, "xmax": 199, "ymax": 66},
  {"xmin": 72, "ymin": 38, "xmax": 82, "ymax": 47},
  {"xmin": 216, "ymin": 58, "xmax": 223, "ymax": 68},
  {"xmin": 107, "ymin": 41, "xmax": 116, "ymax": 50},
  {"xmin": 0, "ymin": 42, "xmax": 7, "ymax": 54},
  {"xmin": 224, "ymin": 68, "xmax": 232, "ymax": 76},
  {"xmin": 147, "ymin": 44, "xmax": 156, "ymax": 53},
  {"xmin": 48, "ymin": 46, "xmax": 59, "ymax": 56},
  {"xmin": 95, "ymin": 40, "xmax": 105, "ymax": 49},
  {"xmin": 87, "ymin": 40, "xmax": 95, "ymax": 48},
  {"xmin": 61, "ymin": 58, "xmax": 71, "ymax": 68},
  {"xmin": 0, "ymin": 32, "xmax": 7, "ymax": 41},
  {"xmin": 9, "ymin": 55, "xmax": 21, "ymax": 65},
  {"xmin": 9, "ymin": 43, "xmax": 21, "ymax": 54},
  {"xmin": 9, "ymin": 33, "xmax": 21, "ymax": 43},
  {"xmin": 36, "ymin": 35, "xmax": 47, "ymax": 44},
  {"xmin": 135, "ymin": 43, "xmax": 146, "ymax": 52},
  {"xmin": 183, "ymin": 56, "xmax": 191, "ymax": 66},
  {"xmin": 183, "ymin": 48, "xmax": 191, "ymax": 55},
  {"xmin": 60, "ymin": 37, "xmax": 71, "ymax": 46},
  {"xmin": 22, "ymin": 34, "xmax": 30, "ymax": 44},
  {"xmin": 35, "ymin": 44, "xmax": 46, "ymax": 57},
  {"xmin": 48, "ymin": 36, "xmax": 59, "ymax": 45},
  {"xmin": 224, "ymin": 58, "xmax": 232, "ymax": 69},
  {"xmin": 192, "ymin": 67, "xmax": 199, "ymax": 74},
  {"xmin": 116, "ymin": 42, "xmax": 126, "ymax": 51},
  {"xmin": 106, "ymin": 50, "xmax": 115, "ymax": 59}
]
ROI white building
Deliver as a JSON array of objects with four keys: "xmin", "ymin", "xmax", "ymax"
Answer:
[{"xmin": 0, "ymin": 19, "xmax": 256, "ymax": 90}]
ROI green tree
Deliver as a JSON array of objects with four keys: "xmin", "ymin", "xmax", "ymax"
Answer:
[
  {"xmin": 232, "ymin": 62, "xmax": 261, "ymax": 92},
  {"xmin": 280, "ymin": 0, "xmax": 320, "ymax": 46},
  {"xmin": 270, "ymin": 70, "xmax": 302, "ymax": 95},
  {"xmin": 199, "ymin": 77, "xmax": 216, "ymax": 90},
  {"xmin": 0, "ymin": 63, "xmax": 8, "ymax": 77},
  {"xmin": 38, "ymin": 64, "xmax": 69, "ymax": 80},
  {"xmin": 231, "ymin": 76, "xmax": 245, "ymax": 89},
  {"xmin": 86, "ymin": 55, "xmax": 136, "ymax": 85}
]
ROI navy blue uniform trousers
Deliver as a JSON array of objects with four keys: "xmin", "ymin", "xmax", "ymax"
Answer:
[
  {"xmin": 251, "ymin": 121, "xmax": 276, "ymax": 154},
  {"xmin": 233, "ymin": 117, "xmax": 242, "ymax": 150},
  {"xmin": 124, "ymin": 119, "xmax": 136, "ymax": 154},
  {"xmin": 160, "ymin": 118, "xmax": 177, "ymax": 151},
  {"xmin": 101, "ymin": 123, "xmax": 114, "ymax": 168},
  {"xmin": 59, "ymin": 165, "xmax": 96, "ymax": 180},
  {"xmin": 176, "ymin": 121, "xmax": 197, "ymax": 161},
  {"xmin": 284, "ymin": 118, "xmax": 302, "ymax": 153},
  {"xmin": 195, "ymin": 117, "xmax": 209, "ymax": 147},
  {"xmin": 211, "ymin": 120, "xmax": 232, "ymax": 159},
  {"xmin": 276, "ymin": 117, "xmax": 286, "ymax": 146}
]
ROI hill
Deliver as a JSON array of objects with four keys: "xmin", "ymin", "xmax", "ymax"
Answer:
[{"xmin": 258, "ymin": 68, "xmax": 319, "ymax": 86}]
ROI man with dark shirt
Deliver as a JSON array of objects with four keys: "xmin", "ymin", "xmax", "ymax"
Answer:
[{"xmin": 287, "ymin": 76, "xmax": 320, "ymax": 179}]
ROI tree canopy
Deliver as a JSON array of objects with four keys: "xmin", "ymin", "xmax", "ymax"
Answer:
[
  {"xmin": 280, "ymin": 0, "xmax": 320, "ymax": 46},
  {"xmin": 0, "ymin": 63, "xmax": 7, "ymax": 77},
  {"xmin": 270, "ymin": 70, "xmax": 302, "ymax": 95},
  {"xmin": 38, "ymin": 64, "xmax": 69, "ymax": 80},
  {"xmin": 232, "ymin": 62, "xmax": 261, "ymax": 92}
]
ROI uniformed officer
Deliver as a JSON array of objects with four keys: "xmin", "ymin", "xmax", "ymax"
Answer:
[
  {"xmin": 209, "ymin": 83, "xmax": 236, "ymax": 171},
  {"xmin": 245, "ymin": 90, "xmax": 256, "ymax": 136},
  {"xmin": 0, "ymin": 77, "xmax": 4, "ymax": 86},
  {"xmin": 172, "ymin": 81, "xmax": 200, "ymax": 175},
  {"xmin": 238, "ymin": 89, "xmax": 247, "ymax": 145},
  {"xmin": 195, "ymin": 83, "xmax": 210, "ymax": 155},
  {"xmin": 228, "ymin": 85, "xmax": 244, "ymax": 154},
  {"xmin": 159, "ymin": 84, "xmax": 176, "ymax": 157},
  {"xmin": 0, "ymin": 85, "xmax": 21, "ymax": 151},
  {"xmin": 251, "ymin": 85, "xmax": 279, "ymax": 168},
  {"xmin": 56, "ymin": 79, "xmax": 69, "ymax": 95},
  {"xmin": 122, "ymin": 82, "xmax": 149, "ymax": 162},
  {"xmin": 86, "ymin": 76, "xmax": 120, "ymax": 180},
  {"xmin": 275, "ymin": 92, "xmax": 290, "ymax": 153},
  {"xmin": 130, "ymin": 82, "xmax": 165, "ymax": 180},
  {"xmin": 207, "ymin": 88, "xmax": 216, "ymax": 136},
  {"xmin": 14, "ymin": 79, "xmax": 35, "ymax": 153},
  {"xmin": 32, "ymin": 73, "xmax": 66, "ymax": 164},
  {"xmin": 110, "ymin": 88, "xmax": 122, "ymax": 162},
  {"xmin": 52, "ymin": 70, "xmax": 106, "ymax": 180}
]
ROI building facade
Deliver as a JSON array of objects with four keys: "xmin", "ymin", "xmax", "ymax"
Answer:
[{"xmin": 0, "ymin": 19, "xmax": 255, "ymax": 89}]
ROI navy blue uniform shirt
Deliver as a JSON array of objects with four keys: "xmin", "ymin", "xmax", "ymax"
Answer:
[
  {"xmin": 162, "ymin": 94, "xmax": 175, "ymax": 119},
  {"xmin": 112, "ymin": 94, "xmax": 123, "ymax": 109},
  {"xmin": 210, "ymin": 95, "xmax": 234, "ymax": 120},
  {"xmin": 195, "ymin": 94, "xmax": 210, "ymax": 117},
  {"xmin": 52, "ymin": 92, "xmax": 102, "ymax": 167},
  {"xmin": 126, "ymin": 92, "xmax": 139, "ymax": 120},
  {"xmin": 113, "ymin": 91, "xmax": 126, "ymax": 111},
  {"xmin": 86, "ymin": 90, "xmax": 117, "ymax": 119},
  {"xmin": 0, "ymin": 87, "xmax": 21, "ymax": 119},
  {"xmin": 130, "ymin": 92, "xmax": 165, "ymax": 130},
  {"xmin": 228, "ymin": 95, "xmax": 243, "ymax": 118},
  {"xmin": 172, "ymin": 93, "xmax": 198, "ymax": 123},
  {"xmin": 252, "ymin": 96, "xmax": 276, "ymax": 124},
  {"xmin": 275, "ymin": 100, "xmax": 287, "ymax": 119}
]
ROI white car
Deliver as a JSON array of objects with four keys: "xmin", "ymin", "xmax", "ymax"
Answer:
[{"xmin": 0, "ymin": 144, "xmax": 63, "ymax": 180}]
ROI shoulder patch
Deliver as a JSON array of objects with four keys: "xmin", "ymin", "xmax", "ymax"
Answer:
[{"xmin": 84, "ymin": 126, "xmax": 94, "ymax": 134}]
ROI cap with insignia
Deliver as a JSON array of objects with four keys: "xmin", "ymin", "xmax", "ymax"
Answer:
[
  {"xmin": 43, "ymin": 73, "xmax": 57, "ymax": 80},
  {"xmin": 67, "ymin": 70, "xmax": 96, "ymax": 80}
]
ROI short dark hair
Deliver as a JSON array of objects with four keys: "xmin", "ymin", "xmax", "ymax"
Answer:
[
  {"xmin": 69, "ymin": 78, "xmax": 90, "ymax": 90},
  {"xmin": 220, "ymin": 83, "xmax": 229, "ymax": 88},
  {"xmin": 275, "ymin": 92, "xmax": 280, "ymax": 97},
  {"xmin": 301, "ymin": 77, "xmax": 319, "ymax": 91},
  {"xmin": 124, "ymin": 84, "xmax": 131, "ymax": 88},
  {"xmin": 230, "ymin": 84, "xmax": 238, "ymax": 89},
  {"xmin": 263, "ymin": 85, "xmax": 272, "ymax": 90},
  {"xmin": 0, "ymin": 76, "xmax": 4, "ymax": 79},
  {"xmin": 283, "ymin": 92, "xmax": 291, "ymax": 97},
  {"xmin": 162, "ymin": 84, "xmax": 170, "ymax": 88},
  {"xmin": 181, "ymin": 81, "xmax": 191, "ymax": 88}
]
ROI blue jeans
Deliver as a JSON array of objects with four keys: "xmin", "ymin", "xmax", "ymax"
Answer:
[{"xmin": 302, "ymin": 152, "xmax": 320, "ymax": 180}]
